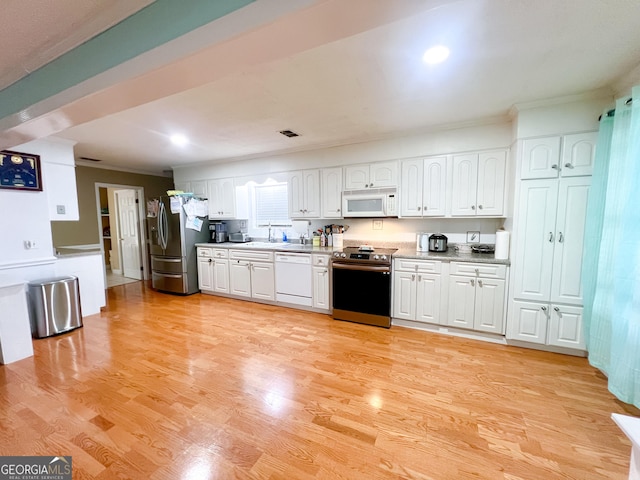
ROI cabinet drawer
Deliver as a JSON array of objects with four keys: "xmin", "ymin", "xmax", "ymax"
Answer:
[
  {"xmin": 312, "ymin": 254, "xmax": 330, "ymax": 266},
  {"xmin": 230, "ymin": 249, "xmax": 274, "ymax": 262},
  {"xmin": 198, "ymin": 248, "xmax": 212, "ymax": 257},
  {"xmin": 450, "ymin": 262, "xmax": 506, "ymax": 279},
  {"xmin": 394, "ymin": 259, "xmax": 442, "ymax": 274},
  {"xmin": 211, "ymin": 249, "xmax": 228, "ymax": 259}
]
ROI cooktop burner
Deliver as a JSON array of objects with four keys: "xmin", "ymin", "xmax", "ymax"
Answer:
[{"xmin": 332, "ymin": 246, "xmax": 397, "ymax": 265}]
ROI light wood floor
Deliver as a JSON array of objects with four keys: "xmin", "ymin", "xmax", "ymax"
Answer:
[{"xmin": 1, "ymin": 282, "xmax": 638, "ymax": 479}]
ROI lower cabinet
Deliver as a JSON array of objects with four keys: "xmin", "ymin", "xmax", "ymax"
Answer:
[
  {"xmin": 197, "ymin": 247, "xmax": 229, "ymax": 294},
  {"xmin": 508, "ymin": 300, "xmax": 584, "ymax": 349},
  {"xmin": 393, "ymin": 259, "xmax": 442, "ymax": 325},
  {"xmin": 312, "ymin": 254, "xmax": 331, "ymax": 311},
  {"xmin": 447, "ymin": 262, "xmax": 506, "ymax": 334},
  {"xmin": 229, "ymin": 250, "xmax": 275, "ymax": 301}
]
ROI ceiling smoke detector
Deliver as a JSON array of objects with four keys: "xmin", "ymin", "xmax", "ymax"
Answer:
[{"xmin": 279, "ymin": 130, "xmax": 299, "ymax": 138}]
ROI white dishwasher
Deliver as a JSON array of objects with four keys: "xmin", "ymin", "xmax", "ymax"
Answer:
[{"xmin": 275, "ymin": 252, "xmax": 312, "ymax": 306}]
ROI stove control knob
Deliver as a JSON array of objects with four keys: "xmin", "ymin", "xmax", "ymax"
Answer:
[
  {"xmin": 333, "ymin": 252, "xmax": 339, "ymax": 258},
  {"xmin": 340, "ymin": 252, "xmax": 346, "ymax": 258},
  {"xmin": 373, "ymin": 255, "xmax": 380, "ymax": 260},
  {"xmin": 381, "ymin": 255, "xmax": 387, "ymax": 260}
]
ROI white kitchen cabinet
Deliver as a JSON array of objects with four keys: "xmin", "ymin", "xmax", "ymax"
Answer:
[
  {"xmin": 174, "ymin": 181, "xmax": 191, "ymax": 193},
  {"xmin": 392, "ymin": 259, "xmax": 442, "ymax": 325},
  {"xmin": 190, "ymin": 180, "xmax": 208, "ymax": 197},
  {"xmin": 288, "ymin": 169, "xmax": 320, "ymax": 218},
  {"xmin": 321, "ymin": 167, "xmax": 343, "ymax": 218},
  {"xmin": 208, "ymin": 178, "xmax": 236, "ymax": 218},
  {"xmin": 508, "ymin": 300, "xmax": 584, "ymax": 349},
  {"xmin": 521, "ymin": 133, "xmax": 596, "ymax": 180},
  {"xmin": 312, "ymin": 254, "xmax": 331, "ymax": 311},
  {"xmin": 229, "ymin": 249, "xmax": 275, "ymax": 301},
  {"xmin": 447, "ymin": 262, "xmax": 506, "ymax": 334},
  {"xmin": 344, "ymin": 161, "xmax": 397, "ymax": 189},
  {"xmin": 197, "ymin": 247, "xmax": 229, "ymax": 294},
  {"xmin": 399, "ymin": 156, "xmax": 447, "ymax": 217},
  {"xmin": 450, "ymin": 150, "xmax": 506, "ymax": 216}
]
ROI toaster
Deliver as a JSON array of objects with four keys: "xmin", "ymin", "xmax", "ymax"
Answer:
[{"xmin": 229, "ymin": 232, "xmax": 251, "ymax": 243}]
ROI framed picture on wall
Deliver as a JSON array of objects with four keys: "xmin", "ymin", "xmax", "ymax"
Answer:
[{"xmin": 0, "ymin": 150, "xmax": 42, "ymax": 191}]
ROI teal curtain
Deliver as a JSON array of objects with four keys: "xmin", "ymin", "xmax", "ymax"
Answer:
[{"xmin": 583, "ymin": 86, "xmax": 640, "ymax": 407}]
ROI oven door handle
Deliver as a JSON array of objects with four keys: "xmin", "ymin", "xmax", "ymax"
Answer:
[{"xmin": 332, "ymin": 263, "xmax": 390, "ymax": 273}]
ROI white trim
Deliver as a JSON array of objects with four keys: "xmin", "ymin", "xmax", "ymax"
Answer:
[
  {"xmin": 76, "ymin": 159, "xmax": 172, "ymax": 177},
  {"xmin": 0, "ymin": 257, "xmax": 57, "ymax": 270}
]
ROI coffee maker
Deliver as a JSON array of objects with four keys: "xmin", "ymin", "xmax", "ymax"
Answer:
[{"xmin": 210, "ymin": 222, "xmax": 227, "ymax": 243}]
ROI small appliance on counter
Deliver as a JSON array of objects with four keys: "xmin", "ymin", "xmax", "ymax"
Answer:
[
  {"xmin": 416, "ymin": 232, "xmax": 429, "ymax": 252},
  {"xmin": 428, "ymin": 233, "xmax": 448, "ymax": 252},
  {"xmin": 229, "ymin": 232, "xmax": 251, "ymax": 243},
  {"xmin": 210, "ymin": 222, "xmax": 228, "ymax": 243},
  {"xmin": 471, "ymin": 244, "xmax": 496, "ymax": 254}
]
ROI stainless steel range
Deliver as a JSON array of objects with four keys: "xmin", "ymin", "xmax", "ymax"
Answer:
[{"xmin": 331, "ymin": 246, "xmax": 397, "ymax": 328}]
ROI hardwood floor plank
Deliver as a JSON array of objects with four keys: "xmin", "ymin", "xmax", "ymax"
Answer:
[{"xmin": 1, "ymin": 281, "xmax": 638, "ymax": 479}]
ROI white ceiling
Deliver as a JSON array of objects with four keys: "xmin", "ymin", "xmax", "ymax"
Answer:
[{"xmin": 4, "ymin": 0, "xmax": 640, "ymax": 175}]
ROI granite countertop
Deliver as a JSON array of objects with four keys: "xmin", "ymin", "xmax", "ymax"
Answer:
[
  {"xmin": 394, "ymin": 247, "xmax": 510, "ymax": 265},
  {"xmin": 195, "ymin": 242, "xmax": 335, "ymax": 254}
]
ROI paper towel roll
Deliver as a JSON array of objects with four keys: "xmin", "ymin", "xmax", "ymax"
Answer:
[{"xmin": 495, "ymin": 230, "xmax": 510, "ymax": 260}]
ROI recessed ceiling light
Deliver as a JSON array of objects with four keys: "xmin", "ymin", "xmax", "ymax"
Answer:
[
  {"xmin": 422, "ymin": 45, "xmax": 450, "ymax": 65},
  {"xmin": 170, "ymin": 134, "xmax": 189, "ymax": 146}
]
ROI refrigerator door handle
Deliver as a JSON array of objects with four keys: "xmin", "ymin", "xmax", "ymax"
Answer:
[{"xmin": 159, "ymin": 201, "xmax": 169, "ymax": 251}]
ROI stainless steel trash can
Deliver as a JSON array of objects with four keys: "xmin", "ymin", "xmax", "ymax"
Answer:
[{"xmin": 28, "ymin": 276, "xmax": 83, "ymax": 338}]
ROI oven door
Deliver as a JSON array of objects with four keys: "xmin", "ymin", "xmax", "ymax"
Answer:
[{"xmin": 332, "ymin": 262, "xmax": 392, "ymax": 328}]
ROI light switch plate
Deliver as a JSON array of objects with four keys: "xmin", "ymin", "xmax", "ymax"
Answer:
[
  {"xmin": 372, "ymin": 220, "xmax": 383, "ymax": 230},
  {"xmin": 466, "ymin": 231, "xmax": 480, "ymax": 243}
]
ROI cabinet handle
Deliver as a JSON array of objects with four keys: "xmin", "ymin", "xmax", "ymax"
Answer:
[
  {"xmin": 554, "ymin": 306, "xmax": 560, "ymax": 312},
  {"xmin": 471, "ymin": 279, "xmax": 475, "ymax": 286},
  {"xmin": 551, "ymin": 164, "xmax": 559, "ymax": 170},
  {"xmin": 417, "ymin": 206, "xmax": 421, "ymax": 211},
  {"xmin": 208, "ymin": 258, "xmax": 212, "ymax": 263},
  {"xmin": 474, "ymin": 268, "xmax": 479, "ymax": 276},
  {"xmin": 411, "ymin": 274, "xmax": 415, "ymax": 281},
  {"xmin": 558, "ymin": 232, "xmax": 564, "ymax": 243},
  {"xmin": 423, "ymin": 206, "xmax": 427, "ymax": 210},
  {"xmin": 418, "ymin": 275, "xmax": 422, "ymax": 282},
  {"xmin": 478, "ymin": 279, "xmax": 483, "ymax": 287},
  {"xmin": 478, "ymin": 205, "xmax": 483, "ymax": 210},
  {"xmin": 541, "ymin": 306, "xmax": 547, "ymax": 312},
  {"xmin": 548, "ymin": 232, "xmax": 554, "ymax": 242},
  {"xmin": 564, "ymin": 163, "xmax": 574, "ymax": 169},
  {"xmin": 471, "ymin": 205, "xmax": 476, "ymax": 210}
]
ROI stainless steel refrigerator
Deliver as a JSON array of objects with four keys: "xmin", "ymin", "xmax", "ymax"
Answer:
[{"xmin": 147, "ymin": 195, "xmax": 209, "ymax": 294}]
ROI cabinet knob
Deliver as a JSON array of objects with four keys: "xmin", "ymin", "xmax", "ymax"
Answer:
[
  {"xmin": 478, "ymin": 279, "xmax": 483, "ymax": 287},
  {"xmin": 551, "ymin": 164, "xmax": 559, "ymax": 170},
  {"xmin": 417, "ymin": 206, "xmax": 421, "ymax": 211},
  {"xmin": 411, "ymin": 274, "xmax": 415, "ymax": 281},
  {"xmin": 418, "ymin": 275, "xmax": 422, "ymax": 282},
  {"xmin": 470, "ymin": 279, "xmax": 475, "ymax": 286},
  {"xmin": 564, "ymin": 163, "xmax": 574, "ymax": 169},
  {"xmin": 474, "ymin": 268, "xmax": 479, "ymax": 275},
  {"xmin": 370, "ymin": 183, "xmax": 374, "ymax": 187},
  {"xmin": 478, "ymin": 205, "xmax": 483, "ymax": 210},
  {"xmin": 365, "ymin": 184, "xmax": 369, "ymax": 188},
  {"xmin": 548, "ymin": 232, "xmax": 554, "ymax": 242},
  {"xmin": 471, "ymin": 205, "xmax": 476, "ymax": 210},
  {"xmin": 554, "ymin": 306, "xmax": 560, "ymax": 312},
  {"xmin": 541, "ymin": 306, "xmax": 547, "ymax": 312},
  {"xmin": 423, "ymin": 206, "xmax": 427, "ymax": 210},
  {"xmin": 558, "ymin": 232, "xmax": 564, "ymax": 243},
  {"xmin": 208, "ymin": 258, "xmax": 212, "ymax": 263},
  {"xmin": 337, "ymin": 208, "xmax": 340, "ymax": 212}
]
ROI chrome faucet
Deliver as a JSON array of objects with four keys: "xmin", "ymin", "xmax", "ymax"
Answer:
[{"xmin": 268, "ymin": 225, "xmax": 274, "ymax": 242}]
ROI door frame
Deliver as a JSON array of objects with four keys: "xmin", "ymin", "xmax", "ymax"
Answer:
[
  {"xmin": 94, "ymin": 183, "xmax": 149, "ymax": 284},
  {"xmin": 114, "ymin": 188, "xmax": 143, "ymax": 280}
]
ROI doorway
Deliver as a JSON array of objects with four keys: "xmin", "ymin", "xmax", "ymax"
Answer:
[{"xmin": 95, "ymin": 183, "xmax": 148, "ymax": 287}]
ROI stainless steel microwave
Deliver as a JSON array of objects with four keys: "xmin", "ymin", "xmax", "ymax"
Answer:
[{"xmin": 342, "ymin": 189, "xmax": 397, "ymax": 217}]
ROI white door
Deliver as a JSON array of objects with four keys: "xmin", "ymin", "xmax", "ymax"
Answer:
[
  {"xmin": 197, "ymin": 257, "xmax": 214, "ymax": 291},
  {"xmin": 451, "ymin": 154, "xmax": 478, "ymax": 216},
  {"xmin": 422, "ymin": 156, "xmax": 447, "ymax": 216},
  {"xmin": 415, "ymin": 273, "xmax": 441, "ymax": 325},
  {"xmin": 561, "ymin": 132, "xmax": 597, "ymax": 177},
  {"xmin": 220, "ymin": 178, "xmax": 236, "ymax": 217},
  {"xmin": 251, "ymin": 262, "xmax": 275, "ymax": 301},
  {"xmin": 507, "ymin": 300, "xmax": 548, "ymax": 344},
  {"xmin": 473, "ymin": 278, "xmax": 505, "ymax": 334},
  {"xmin": 213, "ymin": 259, "xmax": 229, "ymax": 294},
  {"xmin": 229, "ymin": 261, "xmax": 251, "ymax": 297},
  {"xmin": 344, "ymin": 165, "xmax": 369, "ymax": 189},
  {"xmin": 116, "ymin": 189, "xmax": 142, "ymax": 280},
  {"xmin": 370, "ymin": 161, "xmax": 397, "ymax": 188},
  {"xmin": 512, "ymin": 179, "xmax": 558, "ymax": 302},
  {"xmin": 521, "ymin": 137, "xmax": 561, "ymax": 179},
  {"xmin": 288, "ymin": 171, "xmax": 304, "ymax": 218},
  {"xmin": 393, "ymin": 271, "xmax": 416, "ymax": 320},
  {"xmin": 207, "ymin": 180, "xmax": 222, "ymax": 217},
  {"xmin": 302, "ymin": 170, "xmax": 321, "ymax": 218},
  {"xmin": 400, "ymin": 159, "xmax": 423, "ymax": 217},
  {"xmin": 321, "ymin": 167, "xmax": 343, "ymax": 218},
  {"xmin": 447, "ymin": 275, "xmax": 475, "ymax": 329},
  {"xmin": 312, "ymin": 266, "xmax": 330, "ymax": 310},
  {"xmin": 476, "ymin": 151, "xmax": 506, "ymax": 216},
  {"xmin": 550, "ymin": 177, "xmax": 591, "ymax": 305},
  {"xmin": 547, "ymin": 304, "xmax": 585, "ymax": 350}
]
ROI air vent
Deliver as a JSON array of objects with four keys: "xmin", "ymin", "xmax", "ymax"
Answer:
[
  {"xmin": 279, "ymin": 130, "xmax": 299, "ymax": 138},
  {"xmin": 79, "ymin": 156, "xmax": 101, "ymax": 162}
]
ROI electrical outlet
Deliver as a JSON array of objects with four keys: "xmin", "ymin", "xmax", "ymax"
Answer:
[
  {"xmin": 24, "ymin": 240, "xmax": 37, "ymax": 249},
  {"xmin": 466, "ymin": 231, "xmax": 480, "ymax": 243},
  {"xmin": 372, "ymin": 220, "xmax": 383, "ymax": 230},
  {"xmin": 240, "ymin": 220, "xmax": 247, "ymax": 228},
  {"xmin": 56, "ymin": 205, "xmax": 66, "ymax": 214}
]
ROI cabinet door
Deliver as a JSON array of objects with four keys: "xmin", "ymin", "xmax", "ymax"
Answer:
[
  {"xmin": 393, "ymin": 271, "xmax": 416, "ymax": 320},
  {"xmin": 507, "ymin": 300, "xmax": 548, "ymax": 344},
  {"xmin": 512, "ymin": 179, "xmax": 557, "ymax": 302},
  {"xmin": 399, "ymin": 159, "xmax": 423, "ymax": 217},
  {"xmin": 561, "ymin": 132, "xmax": 597, "ymax": 177},
  {"xmin": 312, "ymin": 266, "xmax": 330, "ymax": 310},
  {"xmin": 321, "ymin": 167, "xmax": 343, "ymax": 218},
  {"xmin": 197, "ymin": 257, "xmax": 214, "ymax": 291},
  {"xmin": 344, "ymin": 165, "xmax": 369, "ymax": 189},
  {"xmin": 548, "ymin": 304, "xmax": 585, "ymax": 350},
  {"xmin": 476, "ymin": 151, "xmax": 506, "ymax": 216},
  {"xmin": 450, "ymin": 154, "xmax": 478, "ymax": 216},
  {"xmin": 288, "ymin": 171, "xmax": 305, "ymax": 218},
  {"xmin": 473, "ymin": 278, "xmax": 505, "ymax": 334},
  {"xmin": 370, "ymin": 161, "xmax": 397, "ymax": 188},
  {"xmin": 422, "ymin": 156, "xmax": 447, "ymax": 216},
  {"xmin": 251, "ymin": 262, "xmax": 275, "ymax": 301},
  {"xmin": 190, "ymin": 181, "xmax": 208, "ymax": 197},
  {"xmin": 219, "ymin": 178, "xmax": 236, "ymax": 218},
  {"xmin": 550, "ymin": 177, "xmax": 590, "ymax": 305},
  {"xmin": 447, "ymin": 275, "xmax": 475, "ymax": 329},
  {"xmin": 229, "ymin": 261, "xmax": 251, "ymax": 297},
  {"xmin": 302, "ymin": 169, "xmax": 321, "ymax": 218},
  {"xmin": 213, "ymin": 259, "xmax": 229, "ymax": 294},
  {"xmin": 415, "ymin": 273, "xmax": 441, "ymax": 325},
  {"xmin": 174, "ymin": 181, "xmax": 191, "ymax": 193},
  {"xmin": 521, "ymin": 137, "xmax": 561, "ymax": 179},
  {"xmin": 207, "ymin": 180, "xmax": 222, "ymax": 218}
]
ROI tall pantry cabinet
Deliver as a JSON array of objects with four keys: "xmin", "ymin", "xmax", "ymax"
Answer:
[{"xmin": 507, "ymin": 132, "xmax": 597, "ymax": 352}]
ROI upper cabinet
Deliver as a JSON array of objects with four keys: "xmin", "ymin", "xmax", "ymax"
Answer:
[
  {"xmin": 521, "ymin": 132, "xmax": 597, "ymax": 179},
  {"xmin": 174, "ymin": 180, "xmax": 207, "ymax": 196},
  {"xmin": 400, "ymin": 156, "xmax": 447, "ymax": 217},
  {"xmin": 288, "ymin": 169, "xmax": 320, "ymax": 218},
  {"xmin": 344, "ymin": 161, "xmax": 397, "ymax": 189},
  {"xmin": 450, "ymin": 150, "xmax": 506, "ymax": 217},
  {"xmin": 321, "ymin": 167, "xmax": 343, "ymax": 218},
  {"xmin": 208, "ymin": 178, "xmax": 236, "ymax": 219}
]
